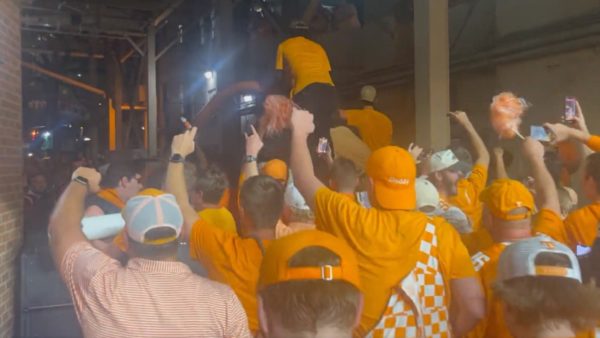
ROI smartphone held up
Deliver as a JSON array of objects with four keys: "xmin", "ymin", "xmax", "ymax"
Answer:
[
  {"xmin": 564, "ymin": 97, "xmax": 577, "ymax": 122},
  {"xmin": 530, "ymin": 125, "xmax": 551, "ymax": 142}
]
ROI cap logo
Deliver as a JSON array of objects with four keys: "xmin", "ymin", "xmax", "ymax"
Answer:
[{"xmin": 388, "ymin": 177, "xmax": 410, "ymax": 185}]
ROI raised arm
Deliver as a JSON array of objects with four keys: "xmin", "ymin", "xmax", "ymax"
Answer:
[
  {"xmin": 290, "ymin": 107, "xmax": 325, "ymax": 209},
  {"xmin": 522, "ymin": 137, "xmax": 560, "ymax": 215},
  {"xmin": 48, "ymin": 167, "xmax": 101, "ymax": 268},
  {"xmin": 242, "ymin": 125, "xmax": 263, "ymax": 179},
  {"xmin": 165, "ymin": 127, "xmax": 200, "ymax": 240},
  {"xmin": 449, "ymin": 111, "xmax": 490, "ymax": 167},
  {"xmin": 493, "ymin": 147, "xmax": 508, "ymax": 179},
  {"xmin": 450, "ymin": 277, "xmax": 486, "ymax": 338}
]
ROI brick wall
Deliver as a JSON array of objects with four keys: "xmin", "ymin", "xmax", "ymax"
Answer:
[{"xmin": 0, "ymin": 0, "xmax": 23, "ymax": 336}]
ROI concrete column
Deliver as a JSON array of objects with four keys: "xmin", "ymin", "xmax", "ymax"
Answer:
[{"xmin": 414, "ymin": 0, "xmax": 450, "ymax": 149}]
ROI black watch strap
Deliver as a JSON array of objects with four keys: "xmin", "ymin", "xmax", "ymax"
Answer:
[
  {"xmin": 244, "ymin": 155, "xmax": 257, "ymax": 163},
  {"xmin": 170, "ymin": 153, "xmax": 185, "ymax": 163},
  {"xmin": 73, "ymin": 176, "xmax": 89, "ymax": 187}
]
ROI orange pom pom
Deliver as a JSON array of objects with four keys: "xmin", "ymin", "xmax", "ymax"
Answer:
[
  {"xmin": 490, "ymin": 92, "xmax": 528, "ymax": 139},
  {"xmin": 260, "ymin": 95, "xmax": 293, "ymax": 137}
]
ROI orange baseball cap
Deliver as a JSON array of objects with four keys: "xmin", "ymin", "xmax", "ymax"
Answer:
[
  {"xmin": 261, "ymin": 159, "xmax": 288, "ymax": 182},
  {"xmin": 366, "ymin": 146, "xmax": 416, "ymax": 210},
  {"xmin": 258, "ymin": 230, "xmax": 361, "ymax": 291},
  {"xmin": 480, "ymin": 179, "xmax": 535, "ymax": 221}
]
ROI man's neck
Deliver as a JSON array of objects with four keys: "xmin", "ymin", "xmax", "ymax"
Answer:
[
  {"xmin": 114, "ymin": 187, "xmax": 128, "ymax": 203},
  {"xmin": 249, "ymin": 227, "xmax": 276, "ymax": 240},
  {"xmin": 199, "ymin": 202, "xmax": 220, "ymax": 210}
]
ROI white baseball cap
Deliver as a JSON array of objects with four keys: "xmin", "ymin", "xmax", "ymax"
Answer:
[
  {"xmin": 360, "ymin": 85, "xmax": 376, "ymax": 103},
  {"xmin": 429, "ymin": 149, "xmax": 461, "ymax": 173},
  {"xmin": 497, "ymin": 236, "xmax": 582, "ymax": 283},
  {"xmin": 123, "ymin": 190, "xmax": 183, "ymax": 244},
  {"xmin": 415, "ymin": 177, "xmax": 439, "ymax": 213}
]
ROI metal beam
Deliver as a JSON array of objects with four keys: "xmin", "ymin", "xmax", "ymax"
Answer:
[
  {"xmin": 152, "ymin": 0, "xmax": 185, "ymax": 27},
  {"xmin": 147, "ymin": 25, "xmax": 158, "ymax": 156},
  {"xmin": 21, "ymin": 26, "xmax": 146, "ymax": 39},
  {"xmin": 156, "ymin": 37, "xmax": 178, "ymax": 61},
  {"xmin": 22, "ymin": 48, "xmax": 105, "ymax": 59},
  {"xmin": 21, "ymin": 61, "xmax": 106, "ymax": 97},
  {"xmin": 126, "ymin": 36, "xmax": 145, "ymax": 56}
]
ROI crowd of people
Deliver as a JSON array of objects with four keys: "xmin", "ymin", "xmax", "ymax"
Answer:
[{"xmin": 35, "ymin": 18, "xmax": 600, "ymax": 338}]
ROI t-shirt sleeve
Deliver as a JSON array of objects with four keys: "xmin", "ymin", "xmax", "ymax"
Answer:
[
  {"xmin": 464, "ymin": 164, "xmax": 488, "ymax": 201},
  {"xmin": 586, "ymin": 135, "xmax": 600, "ymax": 152},
  {"xmin": 225, "ymin": 288, "xmax": 253, "ymax": 338},
  {"xmin": 452, "ymin": 164, "xmax": 488, "ymax": 222},
  {"xmin": 563, "ymin": 204, "xmax": 600, "ymax": 248},
  {"xmin": 275, "ymin": 43, "xmax": 284, "ymax": 70},
  {"xmin": 60, "ymin": 242, "xmax": 121, "ymax": 315},
  {"xmin": 533, "ymin": 208, "xmax": 568, "ymax": 245},
  {"xmin": 437, "ymin": 219, "xmax": 477, "ymax": 280},
  {"xmin": 314, "ymin": 187, "xmax": 367, "ymax": 236}
]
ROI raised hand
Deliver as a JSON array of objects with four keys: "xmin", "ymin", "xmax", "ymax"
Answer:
[
  {"xmin": 543, "ymin": 123, "xmax": 574, "ymax": 144},
  {"xmin": 408, "ymin": 142, "xmax": 424, "ymax": 163},
  {"xmin": 71, "ymin": 167, "xmax": 101, "ymax": 193},
  {"xmin": 448, "ymin": 111, "xmax": 472, "ymax": 128},
  {"xmin": 245, "ymin": 125, "xmax": 264, "ymax": 157},
  {"xmin": 521, "ymin": 137, "xmax": 545, "ymax": 161},
  {"xmin": 171, "ymin": 127, "xmax": 197, "ymax": 157},
  {"xmin": 291, "ymin": 107, "xmax": 315, "ymax": 137}
]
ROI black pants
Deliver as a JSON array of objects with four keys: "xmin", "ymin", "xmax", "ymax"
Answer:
[{"xmin": 293, "ymin": 83, "xmax": 338, "ymax": 181}]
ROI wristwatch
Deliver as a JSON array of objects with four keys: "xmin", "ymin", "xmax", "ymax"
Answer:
[
  {"xmin": 170, "ymin": 153, "xmax": 185, "ymax": 163},
  {"xmin": 244, "ymin": 155, "xmax": 257, "ymax": 163},
  {"xmin": 72, "ymin": 176, "xmax": 89, "ymax": 187}
]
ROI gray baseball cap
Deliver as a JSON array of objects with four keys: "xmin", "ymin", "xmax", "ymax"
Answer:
[{"xmin": 497, "ymin": 236, "xmax": 581, "ymax": 283}]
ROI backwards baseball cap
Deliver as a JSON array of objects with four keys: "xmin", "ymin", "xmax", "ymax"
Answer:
[
  {"xmin": 123, "ymin": 188, "xmax": 183, "ymax": 245},
  {"xmin": 497, "ymin": 236, "xmax": 582, "ymax": 283},
  {"xmin": 366, "ymin": 146, "xmax": 416, "ymax": 210},
  {"xmin": 480, "ymin": 179, "xmax": 535, "ymax": 221},
  {"xmin": 416, "ymin": 177, "xmax": 440, "ymax": 212},
  {"xmin": 360, "ymin": 85, "xmax": 376, "ymax": 103},
  {"xmin": 258, "ymin": 230, "xmax": 361, "ymax": 291},
  {"xmin": 429, "ymin": 149, "xmax": 461, "ymax": 173},
  {"xmin": 261, "ymin": 159, "xmax": 288, "ymax": 182}
]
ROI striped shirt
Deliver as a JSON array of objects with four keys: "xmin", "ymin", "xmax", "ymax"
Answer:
[{"xmin": 60, "ymin": 242, "xmax": 251, "ymax": 338}]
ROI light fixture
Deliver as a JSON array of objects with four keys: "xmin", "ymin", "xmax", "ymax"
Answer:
[
  {"xmin": 77, "ymin": 73, "xmax": 82, "ymax": 78},
  {"xmin": 204, "ymin": 71, "xmax": 214, "ymax": 80},
  {"xmin": 42, "ymin": 131, "xmax": 51, "ymax": 138},
  {"xmin": 83, "ymin": 137, "xmax": 91, "ymax": 142},
  {"xmin": 241, "ymin": 94, "xmax": 254, "ymax": 103},
  {"xmin": 27, "ymin": 153, "xmax": 33, "ymax": 157}
]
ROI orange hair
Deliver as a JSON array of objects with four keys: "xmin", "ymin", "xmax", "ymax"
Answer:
[
  {"xmin": 490, "ymin": 92, "xmax": 527, "ymax": 139},
  {"xmin": 260, "ymin": 95, "xmax": 293, "ymax": 137}
]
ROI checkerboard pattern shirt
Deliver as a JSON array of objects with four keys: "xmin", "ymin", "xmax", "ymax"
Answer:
[
  {"xmin": 367, "ymin": 223, "xmax": 450, "ymax": 338},
  {"xmin": 60, "ymin": 242, "xmax": 252, "ymax": 338}
]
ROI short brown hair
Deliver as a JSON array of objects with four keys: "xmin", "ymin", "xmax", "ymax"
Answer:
[
  {"xmin": 195, "ymin": 165, "xmax": 229, "ymax": 204},
  {"xmin": 240, "ymin": 175, "xmax": 283, "ymax": 229},
  {"xmin": 494, "ymin": 252, "xmax": 600, "ymax": 332},
  {"xmin": 330, "ymin": 157, "xmax": 359, "ymax": 191},
  {"xmin": 259, "ymin": 246, "xmax": 361, "ymax": 335}
]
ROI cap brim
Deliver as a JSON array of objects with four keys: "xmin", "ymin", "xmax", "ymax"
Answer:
[{"xmin": 373, "ymin": 180, "xmax": 416, "ymax": 210}]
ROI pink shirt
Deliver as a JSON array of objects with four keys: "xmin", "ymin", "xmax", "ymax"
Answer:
[{"xmin": 60, "ymin": 242, "xmax": 251, "ymax": 338}]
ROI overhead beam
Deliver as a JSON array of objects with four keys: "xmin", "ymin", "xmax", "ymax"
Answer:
[
  {"xmin": 21, "ymin": 61, "xmax": 106, "ymax": 97},
  {"xmin": 22, "ymin": 48, "xmax": 105, "ymax": 59},
  {"xmin": 126, "ymin": 36, "xmax": 145, "ymax": 55},
  {"xmin": 152, "ymin": 0, "xmax": 186, "ymax": 27},
  {"xmin": 21, "ymin": 26, "xmax": 145, "ymax": 39}
]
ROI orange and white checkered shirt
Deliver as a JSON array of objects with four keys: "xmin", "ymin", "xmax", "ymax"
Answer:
[
  {"xmin": 367, "ymin": 223, "xmax": 451, "ymax": 338},
  {"xmin": 60, "ymin": 242, "xmax": 251, "ymax": 338}
]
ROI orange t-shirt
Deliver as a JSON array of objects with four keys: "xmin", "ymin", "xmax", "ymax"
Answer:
[
  {"xmin": 275, "ymin": 37, "xmax": 333, "ymax": 95},
  {"xmin": 467, "ymin": 209, "xmax": 564, "ymax": 338},
  {"xmin": 189, "ymin": 218, "xmax": 269, "ymax": 333},
  {"xmin": 587, "ymin": 135, "xmax": 600, "ymax": 152},
  {"xmin": 313, "ymin": 187, "xmax": 476, "ymax": 337},
  {"xmin": 449, "ymin": 164, "xmax": 488, "ymax": 231},
  {"xmin": 536, "ymin": 202, "xmax": 600, "ymax": 250},
  {"xmin": 343, "ymin": 106, "xmax": 393, "ymax": 151}
]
